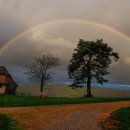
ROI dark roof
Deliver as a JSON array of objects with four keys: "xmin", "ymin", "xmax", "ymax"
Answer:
[
  {"xmin": 0, "ymin": 66, "xmax": 19, "ymax": 87},
  {"xmin": 0, "ymin": 66, "xmax": 10, "ymax": 76}
]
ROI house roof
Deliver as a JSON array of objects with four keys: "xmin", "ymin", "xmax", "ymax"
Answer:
[
  {"xmin": 0, "ymin": 66, "xmax": 10, "ymax": 76},
  {"xmin": 0, "ymin": 66, "xmax": 19, "ymax": 87}
]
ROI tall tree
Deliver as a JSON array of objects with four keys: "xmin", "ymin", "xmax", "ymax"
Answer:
[
  {"xmin": 68, "ymin": 39, "xmax": 119, "ymax": 97},
  {"xmin": 25, "ymin": 54, "xmax": 60, "ymax": 97}
]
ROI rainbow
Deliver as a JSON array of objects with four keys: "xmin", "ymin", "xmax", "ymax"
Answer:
[{"xmin": 1, "ymin": 19, "xmax": 130, "ymax": 53}]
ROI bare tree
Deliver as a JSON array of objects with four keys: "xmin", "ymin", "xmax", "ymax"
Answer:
[{"xmin": 25, "ymin": 54, "xmax": 60, "ymax": 97}]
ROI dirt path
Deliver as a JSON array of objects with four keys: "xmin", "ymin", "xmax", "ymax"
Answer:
[{"xmin": 0, "ymin": 101, "xmax": 130, "ymax": 130}]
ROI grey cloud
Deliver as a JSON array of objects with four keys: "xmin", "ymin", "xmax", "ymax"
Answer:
[
  {"xmin": 0, "ymin": 20, "xmax": 130, "ymax": 85},
  {"xmin": 0, "ymin": 0, "xmax": 130, "ymax": 48},
  {"xmin": 0, "ymin": 0, "xmax": 130, "ymax": 85}
]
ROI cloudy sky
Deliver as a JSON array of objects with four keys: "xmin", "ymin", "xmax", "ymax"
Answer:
[{"xmin": 0, "ymin": 0, "xmax": 130, "ymax": 86}]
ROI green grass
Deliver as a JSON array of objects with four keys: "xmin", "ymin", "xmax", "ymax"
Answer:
[
  {"xmin": 0, "ymin": 114, "xmax": 22, "ymax": 130},
  {"xmin": 110, "ymin": 107, "xmax": 130, "ymax": 130},
  {"xmin": 0, "ymin": 95, "xmax": 130, "ymax": 107}
]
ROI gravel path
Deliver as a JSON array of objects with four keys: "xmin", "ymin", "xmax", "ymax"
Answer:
[
  {"xmin": 0, "ymin": 101, "xmax": 130, "ymax": 130},
  {"xmin": 45, "ymin": 109, "xmax": 101, "ymax": 130}
]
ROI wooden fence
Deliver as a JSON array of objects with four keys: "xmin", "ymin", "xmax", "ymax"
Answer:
[{"xmin": 16, "ymin": 91, "xmax": 32, "ymax": 97}]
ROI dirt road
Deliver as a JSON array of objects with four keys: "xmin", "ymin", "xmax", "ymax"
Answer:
[{"xmin": 0, "ymin": 101, "xmax": 130, "ymax": 130}]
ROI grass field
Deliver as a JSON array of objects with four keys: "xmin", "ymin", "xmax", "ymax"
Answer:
[
  {"xmin": 0, "ymin": 114, "xmax": 21, "ymax": 130},
  {"xmin": 0, "ymin": 95, "xmax": 130, "ymax": 107},
  {"xmin": 17, "ymin": 84, "xmax": 130, "ymax": 98},
  {"xmin": 110, "ymin": 107, "xmax": 130, "ymax": 130}
]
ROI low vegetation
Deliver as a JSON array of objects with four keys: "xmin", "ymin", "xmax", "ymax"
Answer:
[
  {"xmin": 0, "ymin": 95, "xmax": 130, "ymax": 107},
  {"xmin": 0, "ymin": 114, "xmax": 21, "ymax": 130},
  {"xmin": 110, "ymin": 107, "xmax": 130, "ymax": 130}
]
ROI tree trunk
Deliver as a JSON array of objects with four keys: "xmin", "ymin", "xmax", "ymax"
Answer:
[
  {"xmin": 86, "ymin": 55, "xmax": 93, "ymax": 97},
  {"xmin": 40, "ymin": 83, "xmax": 43, "ymax": 93},
  {"xmin": 40, "ymin": 78, "xmax": 44, "ymax": 98},
  {"xmin": 86, "ymin": 76, "xmax": 93, "ymax": 97}
]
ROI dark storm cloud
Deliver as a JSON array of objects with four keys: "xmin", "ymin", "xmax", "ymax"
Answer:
[{"xmin": 0, "ymin": 0, "xmax": 130, "ymax": 85}]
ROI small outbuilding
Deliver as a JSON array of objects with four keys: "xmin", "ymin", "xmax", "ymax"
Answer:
[{"xmin": 0, "ymin": 66, "xmax": 18, "ymax": 95}]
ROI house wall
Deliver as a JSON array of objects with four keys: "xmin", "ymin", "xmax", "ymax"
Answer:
[
  {"xmin": 0, "ymin": 75, "xmax": 8, "ymax": 84},
  {"xmin": 0, "ymin": 86, "xmax": 5, "ymax": 94}
]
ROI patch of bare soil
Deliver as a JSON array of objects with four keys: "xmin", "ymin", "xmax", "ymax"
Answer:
[{"xmin": 0, "ymin": 101, "xmax": 130, "ymax": 130}]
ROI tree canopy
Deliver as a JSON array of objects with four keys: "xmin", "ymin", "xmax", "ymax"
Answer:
[{"xmin": 68, "ymin": 39, "xmax": 119, "ymax": 97}]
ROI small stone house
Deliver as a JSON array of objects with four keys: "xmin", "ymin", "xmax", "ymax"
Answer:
[{"xmin": 0, "ymin": 66, "xmax": 18, "ymax": 95}]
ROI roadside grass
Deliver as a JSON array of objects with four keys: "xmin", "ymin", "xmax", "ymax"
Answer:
[
  {"xmin": 0, "ymin": 95, "xmax": 130, "ymax": 107},
  {"xmin": 110, "ymin": 107, "xmax": 130, "ymax": 130},
  {"xmin": 0, "ymin": 114, "xmax": 22, "ymax": 130}
]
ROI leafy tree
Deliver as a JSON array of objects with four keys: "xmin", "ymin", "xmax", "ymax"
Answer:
[
  {"xmin": 68, "ymin": 39, "xmax": 119, "ymax": 97},
  {"xmin": 25, "ymin": 54, "xmax": 60, "ymax": 97}
]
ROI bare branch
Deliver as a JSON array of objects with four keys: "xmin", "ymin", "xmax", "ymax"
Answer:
[{"xmin": 25, "ymin": 53, "xmax": 60, "ymax": 93}]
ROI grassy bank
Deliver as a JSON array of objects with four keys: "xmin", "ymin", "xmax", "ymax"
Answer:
[
  {"xmin": 0, "ymin": 114, "xmax": 21, "ymax": 130},
  {"xmin": 110, "ymin": 107, "xmax": 130, "ymax": 130},
  {"xmin": 0, "ymin": 95, "xmax": 130, "ymax": 107}
]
